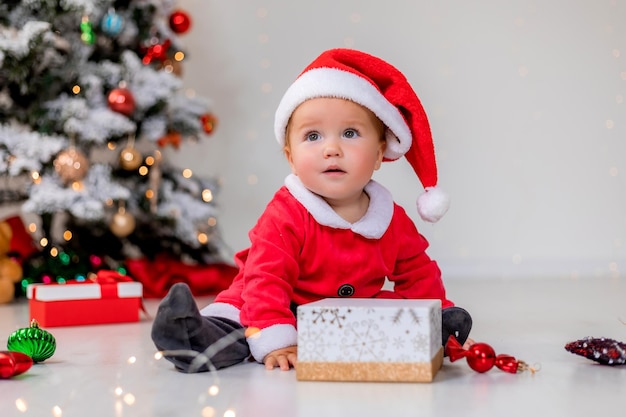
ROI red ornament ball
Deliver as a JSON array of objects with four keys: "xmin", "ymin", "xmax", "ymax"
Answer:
[
  {"xmin": 142, "ymin": 39, "xmax": 171, "ymax": 65},
  {"xmin": 466, "ymin": 343, "xmax": 496, "ymax": 373},
  {"xmin": 169, "ymin": 10, "xmax": 192, "ymax": 34},
  {"xmin": 107, "ymin": 88, "xmax": 135, "ymax": 116},
  {"xmin": 200, "ymin": 113, "xmax": 218, "ymax": 134}
]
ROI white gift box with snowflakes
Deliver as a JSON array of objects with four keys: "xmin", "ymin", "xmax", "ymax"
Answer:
[{"xmin": 296, "ymin": 298, "xmax": 443, "ymax": 382}]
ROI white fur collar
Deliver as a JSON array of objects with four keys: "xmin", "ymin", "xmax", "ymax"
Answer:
[{"xmin": 284, "ymin": 174, "xmax": 393, "ymax": 239}]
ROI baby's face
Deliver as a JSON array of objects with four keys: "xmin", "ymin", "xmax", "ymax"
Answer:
[{"xmin": 284, "ymin": 98, "xmax": 385, "ymax": 205}]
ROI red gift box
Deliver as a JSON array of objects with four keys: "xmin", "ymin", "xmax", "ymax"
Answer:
[{"xmin": 26, "ymin": 271, "xmax": 143, "ymax": 327}]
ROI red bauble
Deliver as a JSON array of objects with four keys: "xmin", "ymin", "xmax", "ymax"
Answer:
[
  {"xmin": 0, "ymin": 351, "xmax": 33, "ymax": 379},
  {"xmin": 108, "ymin": 88, "xmax": 135, "ymax": 116},
  {"xmin": 200, "ymin": 113, "xmax": 218, "ymax": 134},
  {"xmin": 157, "ymin": 132, "xmax": 182, "ymax": 148},
  {"xmin": 169, "ymin": 10, "xmax": 192, "ymax": 34},
  {"xmin": 466, "ymin": 343, "xmax": 496, "ymax": 373},
  {"xmin": 142, "ymin": 39, "xmax": 171, "ymax": 65}
]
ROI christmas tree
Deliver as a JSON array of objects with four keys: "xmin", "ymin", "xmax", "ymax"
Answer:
[{"xmin": 0, "ymin": 1, "xmax": 232, "ymax": 295}]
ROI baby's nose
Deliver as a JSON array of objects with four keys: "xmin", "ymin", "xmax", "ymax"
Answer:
[{"xmin": 323, "ymin": 138, "xmax": 342, "ymax": 157}]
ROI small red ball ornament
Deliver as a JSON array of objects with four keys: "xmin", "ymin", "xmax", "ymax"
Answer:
[
  {"xmin": 465, "ymin": 343, "xmax": 496, "ymax": 373},
  {"xmin": 142, "ymin": 39, "xmax": 171, "ymax": 65},
  {"xmin": 107, "ymin": 88, "xmax": 135, "ymax": 116},
  {"xmin": 157, "ymin": 132, "xmax": 182, "ymax": 148},
  {"xmin": 169, "ymin": 10, "xmax": 192, "ymax": 34},
  {"xmin": 200, "ymin": 113, "xmax": 218, "ymax": 134}
]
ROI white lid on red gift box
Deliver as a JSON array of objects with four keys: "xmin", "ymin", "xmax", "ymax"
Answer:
[{"xmin": 27, "ymin": 281, "xmax": 143, "ymax": 301}]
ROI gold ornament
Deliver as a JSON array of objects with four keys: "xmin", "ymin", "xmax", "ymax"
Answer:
[
  {"xmin": 54, "ymin": 148, "xmax": 89, "ymax": 184},
  {"xmin": 110, "ymin": 205, "xmax": 135, "ymax": 238},
  {"xmin": 119, "ymin": 147, "xmax": 143, "ymax": 171}
]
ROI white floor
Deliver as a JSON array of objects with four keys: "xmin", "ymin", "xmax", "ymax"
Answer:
[{"xmin": 1, "ymin": 277, "xmax": 625, "ymax": 417}]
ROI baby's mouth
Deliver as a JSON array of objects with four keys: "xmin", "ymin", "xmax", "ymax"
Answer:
[{"xmin": 324, "ymin": 166, "xmax": 345, "ymax": 173}]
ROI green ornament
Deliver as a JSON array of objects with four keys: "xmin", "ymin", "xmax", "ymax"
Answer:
[
  {"xmin": 80, "ymin": 16, "xmax": 96, "ymax": 45},
  {"xmin": 7, "ymin": 319, "xmax": 56, "ymax": 363},
  {"xmin": 81, "ymin": 30, "xmax": 95, "ymax": 45}
]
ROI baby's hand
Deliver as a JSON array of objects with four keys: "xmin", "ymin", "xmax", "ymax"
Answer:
[
  {"xmin": 264, "ymin": 346, "xmax": 297, "ymax": 370},
  {"xmin": 463, "ymin": 338, "xmax": 476, "ymax": 350}
]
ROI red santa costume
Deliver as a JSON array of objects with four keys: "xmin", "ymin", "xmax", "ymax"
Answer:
[{"xmin": 201, "ymin": 174, "xmax": 453, "ymax": 362}]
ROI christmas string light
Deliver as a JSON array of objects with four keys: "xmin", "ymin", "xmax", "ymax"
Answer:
[
  {"xmin": 80, "ymin": 16, "xmax": 95, "ymax": 45},
  {"xmin": 158, "ymin": 327, "xmax": 247, "ymax": 374},
  {"xmin": 153, "ymin": 329, "xmax": 248, "ymax": 416},
  {"xmin": 148, "ymin": 150, "xmax": 162, "ymax": 213}
]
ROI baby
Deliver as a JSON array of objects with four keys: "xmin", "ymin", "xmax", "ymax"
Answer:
[{"xmin": 152, "ymin": 48, "xmax": 472, "ymax": 372}]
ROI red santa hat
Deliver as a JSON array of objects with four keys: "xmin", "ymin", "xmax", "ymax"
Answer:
[{"xmin": 274, "ymin": 48, "xmax": 450, "ymax": 222}]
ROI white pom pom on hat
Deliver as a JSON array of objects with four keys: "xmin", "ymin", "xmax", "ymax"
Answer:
[
  {"xmin": 274, "ymin": 48, "xmax": 450, "ymax": 222},
  {"xmin": 417, "ymin": 186, "xmax": 450, "ymax": 223}
]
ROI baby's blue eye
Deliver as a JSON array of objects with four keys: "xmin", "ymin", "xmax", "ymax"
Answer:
[
  {"xmin": 343, "ymin": 129, "xmax": 358, "ymax": 139},
  {"xmin": 306, "ymin": 132, "xmax": 320, "ymax": 142}
]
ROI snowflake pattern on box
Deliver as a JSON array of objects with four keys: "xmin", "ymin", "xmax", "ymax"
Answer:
[{"xmin": 298, "ymin": 299, "xmax": 441, "ymax": 363}]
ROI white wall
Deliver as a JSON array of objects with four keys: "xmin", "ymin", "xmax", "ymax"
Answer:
[{"xmin": 167, "ymin": 0, "xmax": 626, "ymax": 280}]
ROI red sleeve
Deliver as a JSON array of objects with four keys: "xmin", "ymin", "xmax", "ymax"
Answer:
[
  {"xmin": 239, "ymin": 188, "xmax": 305, "ymax": 329},
  {"xmin": 382, "ymin": 205, "xmax": 454, "ymax": 308}
]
